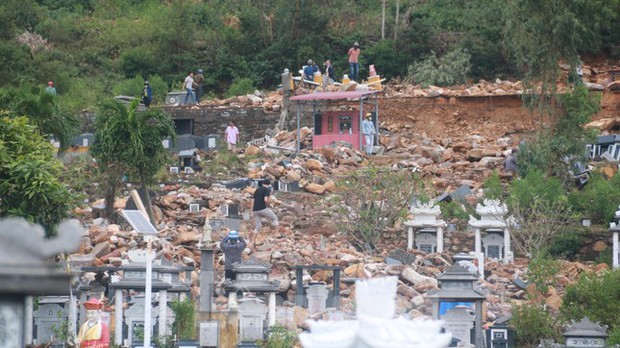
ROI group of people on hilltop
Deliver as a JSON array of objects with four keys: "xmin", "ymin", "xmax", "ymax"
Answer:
[
  {"xmin": 183, "ymin": 68, "xmax": 205, "ymax": 105},
  {"xmin": 304, "ymin": 41, "xmax": 362, "ymax": 85}
]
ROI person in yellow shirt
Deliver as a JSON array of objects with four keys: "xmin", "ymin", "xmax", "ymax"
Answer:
[{"xmin": 75, "ymin": 298, "xmax": 110, "ymax": 348}]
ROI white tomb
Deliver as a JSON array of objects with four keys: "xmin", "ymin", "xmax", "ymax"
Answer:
[
  {"xmin": 404, "ymin": 202, "xmax": 447, "ymax": 253},
  {"xmin": 468, "ymin": 200, "xmax": 513, "ymax": 265}
]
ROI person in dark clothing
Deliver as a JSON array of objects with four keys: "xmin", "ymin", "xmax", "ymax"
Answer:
[
  {"xmin": 194, "ymin": 69, "xmax": 205, "ymax": 102},
  {"xmin": 142, "ymin": 80, "xmax": 153, "ymax": 107},
  {"xmin": 252, "ymin": 179, "xmax": 279, "ymax": 247},
  {"xmin": 303, "ymin": 59, "xmax": 318, "ymax": 82},
  {"xmin": 220, "ymin": 230, "xmax": 247, "ymax": 280}
]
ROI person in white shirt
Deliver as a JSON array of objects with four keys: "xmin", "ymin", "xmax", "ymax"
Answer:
[
  {"xmin": 225, "ymin": 121, "xmax": 240, "ymax": 152},
  {"xmin": 183, "ymin": 71, "xmax": 196, "ymax": 105},
  {"xmin": 362, "ymin": 112, "xmax": 376, "ymax": 155}
]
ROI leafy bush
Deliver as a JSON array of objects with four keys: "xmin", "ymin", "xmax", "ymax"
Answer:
[
  {"xmin": 408, "ymin": 47, "xmax": 471, "ymax": 87},
  {"xmin": 567, "ymin": 172, "xmax": 620, "ymax": 224},
  {"xmin": 483, "ymin": 171, "xmax": 504, "ymax": 200},
  {"xmin": 508, "ymin": 171, "xmax": 574, "ymax": 256},
  {"xmin": 170, "ymin": 298, "xmax": 195, "ymax": 340},
  {"xmin": 526, "ymin": 252, "xmax": 560, "ymax": 294},
  {"xmin": 511, "ymin": 302, "xmax": 558, "ymax": 348},
  {"xmin": 257, "ymin": 325, "xmax": 296, "ymax": 348},
  {"xmin": 561, "ymin": 269, "xmax": 620, "ymax": 332},
  {"xmin": 439, "ymin": 200, "xmax": 469, "ymax": 221},
  {"xmin": 225, "ymin": 78, "xmax": 256, "ymax": 98},
  {"xmin": 547, "ymin": 227, "xmax": 589, "ymax": 260},
  {"xmin": 0, "ymin": 116, "xmax": 74, "ymax": 235}
]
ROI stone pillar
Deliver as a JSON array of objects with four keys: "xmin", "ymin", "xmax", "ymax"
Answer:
[
  {"xmin": 295, "ymin": 268, "xmax": 304, "ymax": 306},
  {"xmin": 437, "ymin": 227, "xmax": 444, "ymax": 253},
  {"xmin": 24, "ymin": 296, "xmax": 33, "ymax": 345},
  {"xmin": 614, "ymin": 231, "xmax": 619, "ymax": 269},
  {"xmin": 477, "ymin": 252, "xmax": 484, "ymax": 280},
  {"xmin": 504, "ymin": 228, "xmax": 511, "ymax": 264},
  {"xmin": 268, "ymin": 292, "xmax": 276, "ymax": 327},
  {"xmin": 407, "ymin": 227, "xmax": 414, "ymax": 250},
  {"xmin": 431, "ymin": 300, "xmax": 439, "ymax": 320},
  {"xmin": 79, "ymin": 291, "xmax": 88, "ymax": 325},
  {"xmin": 474, "ymin": 228, "xmax": 481, "ymax": 254},
  {"xmin": 474, "ymin": 300, "xmax": 484, "ymax": 348},
  {"xmin": 114, "ymin": 289, "xmax": 123, "ymax": 345},
  {"xmin": 69, "ymin": 292, "xmax": 78, "ymax": 339},
  {"xmin": 199, "ymin": 247, "xmax": 215, "ymax": 312},
  {"xmin": 159, "ymin": 290, "xmax": 168, "ymax": 337}
]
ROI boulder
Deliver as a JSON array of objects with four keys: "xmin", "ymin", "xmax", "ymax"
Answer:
[
  {"xmin": 400, "ymin": 266, "xmax": 437, "ymax": 289},
  {"xmin": 304, "ymin": 183, "xmax": 326, "ymax": 195}
]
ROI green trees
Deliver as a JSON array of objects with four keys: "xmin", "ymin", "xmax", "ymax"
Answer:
[
  {"xmin": 0, "ymin": 116, "xmax": 73, "ymax": 235},
  {"xmin": 90, "ymin": 99, "xmax": 175, "ymax": 222},
  {"xmin": 0, "ymin": 86, "xmax": 79, "ymax": 149}
]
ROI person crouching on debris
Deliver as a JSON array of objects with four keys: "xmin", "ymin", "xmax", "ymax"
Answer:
[
  {"xmin": 252, "ymin": 179, "xmax": 279, "ymax": 246},
  {"xmin": 362, "ymin": 112, "xmax": 376, "ymax": 156},
  {"xmin": 504, "ymin": 148, "xmax": 518, "ymax": 175},
  {"xmin": 220, "ymin": 230, "xmax": 247, "ymax": 280}
]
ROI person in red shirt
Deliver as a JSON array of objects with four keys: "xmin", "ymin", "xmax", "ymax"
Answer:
[{"xmin": 348, "ymin": 42, "xmax": 361, "ymax": 82}]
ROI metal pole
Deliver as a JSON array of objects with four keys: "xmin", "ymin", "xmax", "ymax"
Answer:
[
  {"xmin": 144, "ymin": 237, "xmax": 153, "ymax": 347},
  {"xmin": 359, "ymin": 99, "xmax": 363, "ymax": 150},
  {"xmin": 296, "ymin": 103, "xmax": 301, "ymax": 153}
]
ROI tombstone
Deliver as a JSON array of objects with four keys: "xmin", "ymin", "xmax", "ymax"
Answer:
[
  {"xmin": 71, "ymin": 133, "xmax": 94, "ymax": 147},
  {"xmin": 178, "ymin": 149, "xmax": 198, "ymax": 170},
  {"xmin": 208, "ymin": 217, "xmax": 242, "ymax": 232},
  {"xmin": 306, "ymin": 283, "xmax": 329, "ymax": 314},
  {"xmin": 124, "ymin": 297, "xmax": 158, "ymax": 346},
  {"xmin": 468, "ymin": 199, "xmax": 513, "ymax": 265},
  {"xmin": 33, "ymin": 301, "xmax": 68, "ymax": 344},
  {"xmin": 0, "ymin": 218, "xmax": 82, "ymax": 347},
  {"xmin": 199, "ymin": 321, "xmax": 219, "ymax": 347},
  {"xmin": 278, "ymin": 179, "xmax": 300, "ymax": 192},
  {"xmin": 482, "ymin": 230, "xmax": 505, "ymax": 260},
  {"xmin": 165, "ymin": 91, "xmax": 189, "ymax": 106},
  {"xmin": 205, "ymin": 134, "xmax": 219, "ymax": 150},
  {"xmin": 386, "ymin": 248, "xmax": 417, "ymax": 266},
  {"xmin": 404, "ymin": 202, "xmax": 446, "ymax": 253},
  {"xmin": 174, "ymin": 135, "xmax": 197, "ymax": 152},
  {"xmin": 443, "ymin": 307, "xmax": 474, "ymax": 347},
  {"xmin": 485, "ymin": 317, "xmax": 515, "ymax": 348},
  {"xmin": 429, "ymin": 265, "xmax": 486, "ymax": 348},
  {"xmin": 563, "ymin": 317, "xmax": 608, "ymax": 348},
  {"xmin": 238, "ymin": 297, "xmax": 268, "ymax": 343}
]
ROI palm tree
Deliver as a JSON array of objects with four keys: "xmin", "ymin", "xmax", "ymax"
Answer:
[
  {"xmin": 0, "ymin": 85, "xmax": 79, "ymax": 150},
  {"xmin": 90, "ymin": 99, "xmax": 176, "ymax": 222}
]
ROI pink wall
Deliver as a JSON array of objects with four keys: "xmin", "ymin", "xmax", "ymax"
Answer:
[{"xmin": 312, "ymin": 111, "xmax": 362, "ymax": 149}]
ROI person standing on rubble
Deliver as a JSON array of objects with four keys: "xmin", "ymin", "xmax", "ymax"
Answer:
[
  {"xmin": 220, "ymin": 230, "xmax": 247, "ymax": 280},
  {"xmin": 251, "ymin": 179, "xmax": 279, "ymax": 247},
  {"xmin": 304, "ymin": 59, "xmax": 318, "ymax": 83},
  {"xmin": 362, "ymin": 112, "xmax": 376, "ymax": 156},
  {"xmin": 142, "ymin": 80, "xmax": 153, "ymax": 107},
  {"xmin": 194, "ymin": 68, "xmax": 205, "ymax": 102},
  {"xmin": 348, "ymin": 42, "xmax": 361, "ymax": 82},
  {"xmin": 324, "ymin": 60, "xmax": 335, "ymax": 86},
  {"xmin": 183, "ymin": 71, "xmax": 196, "ymax": 105},
  {"xmin": 225, "ymin": 120, "xmax": 239, "ymax": 153}
]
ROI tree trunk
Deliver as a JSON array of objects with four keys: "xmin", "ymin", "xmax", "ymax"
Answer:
[
  {"xmin": 381, "ymin": 0, "xmax": 386, "ymax": 40},
  {"xmin": 104, "ymin": 181, "xmax": 116, "ymax": 218},
  {"xmin": 394, "ymin": 0, "xmax": 400, "ymax": 42},
  {"xmin": 141, "ymin": 178, "xmax": 157, "ymax": 226}
]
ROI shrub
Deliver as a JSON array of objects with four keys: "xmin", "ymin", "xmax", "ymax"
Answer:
[
  {"xmin": 439, "ymin": 200, "xmax": 469, "ymax": 221},
  {"xmin": 547, "ymin": 227, "xmax": 589, "ymax": 260},
  {"xmin": 408, "ymin": 47, "xmax": 471, "ymax": 87},
  {"xmin": 525, "ymin": 252, "xmax": 560, "ymax": 294},
  {"xmin": 483, "ymin": 171, "xmax": 504, "ymax": 200},
  {"xmin": 170, "ymin": 298, "xmax": 195, "ymax": 340},
  {"xmin": 257, "ymin": 325, "xmax": 296, "ymax": 348},
  {"xmin": 567, "ymin": 172, "xmax": 620, "ymax": 224},
  {"xmin": 225, "ymin": 77, "xmax": 256, "ymax": 98},
  {"xmin": 511, "ymin": 302, "xmax": 558, "ymax": 348},
  {"xmin": 561, "ymin": 269, "xmax": 620, "ymax": 331}
]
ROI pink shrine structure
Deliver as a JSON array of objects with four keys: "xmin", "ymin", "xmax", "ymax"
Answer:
[{"xmin": 289, "ymin": 91, "xmax": 380, "ymax": 151}]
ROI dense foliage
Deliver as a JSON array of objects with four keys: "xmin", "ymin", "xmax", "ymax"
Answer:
[
  {"xmin": 561, "ymin": 269, "xmax": 620, "ymax": 342},
  {"xmin": 0, "ymin": 0, "xmax": 617, "ymax": 111},
  {"xmin": 90, "ymin": 99, "xmax": 175, "ymax": 221},
  {"xmin": 0, "ymin": 116, "xmax": 73, "ymax": 235}
]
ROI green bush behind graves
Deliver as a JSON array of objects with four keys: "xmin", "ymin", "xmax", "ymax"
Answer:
[
  {"xmin": 561, "ymin": 269, "xmax": 620, "ymax": 338},
  {"xmin": 0, "ymin": 116, "xmax": 74, "ymax": 236}
]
